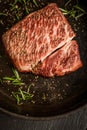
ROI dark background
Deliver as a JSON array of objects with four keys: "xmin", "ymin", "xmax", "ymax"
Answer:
[{"xmin": 0, "ymin": 105, "xmax": 87, "ymax": 130}]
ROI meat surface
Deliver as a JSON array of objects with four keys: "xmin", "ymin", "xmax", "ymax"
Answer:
[
  {"xmin": 2, "ymin": 3, "xmax": 75, "ymax": 72},
  {"xmin": 32, "ymin": 40, "xmax": 83, "ymax": 77}
]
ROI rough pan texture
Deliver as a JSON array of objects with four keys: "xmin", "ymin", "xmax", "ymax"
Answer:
[
  {"xmin": 32, "ymin": 40, "xmax": 83, "ymax": 77},
  {"xmin": 2, "ymin": 3, "xmax": 75, "ymax": 72}
]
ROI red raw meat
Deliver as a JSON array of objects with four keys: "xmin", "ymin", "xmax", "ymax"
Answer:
[{"xmin": 2, "ymin": 3, "xmax": 75, "ymax": 72}]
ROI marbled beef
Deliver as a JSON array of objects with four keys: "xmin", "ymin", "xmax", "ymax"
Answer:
[{"xmin": 2, "ymin": 3, "xmax": 75, "ymax": 72}]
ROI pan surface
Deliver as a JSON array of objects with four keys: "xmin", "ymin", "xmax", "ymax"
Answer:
[{"xmin": 0, "ymin": 0, "xmax": 87, "ymax": 118}]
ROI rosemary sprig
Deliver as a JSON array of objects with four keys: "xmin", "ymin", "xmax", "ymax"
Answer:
[
  {"xmin": 10, "ymin": 3, "xmax": 21, "ymax": 21},
  {"xmin": 59, "ymin": 6, "xmax": 86, "ymax": 20},
  {"xmin": 12, "ymin": 68, "xmax": 20, "ymax": 80},
  {"xmin": 12, "ymin": 85, "xmax": 34, "ymax": 105},
  {"xmin": 73, "ymin": 5, "xmax": 85, "ymax": 13},
  {"xmin": 60, "ymin": 0, "xmax": 86, "ymax": 20},
  {"xmin": 3, "ymin": 69, "xmax": 24, "ymax": 86},
  {"xmin": 1, "ymin": 68, "xmax": 34, "ymax": 105}
]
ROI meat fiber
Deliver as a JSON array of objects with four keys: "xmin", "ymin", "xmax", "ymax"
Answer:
[
  {"xmin": 32, "ymin": 40, "xmax": 83, "ymax": 77},
  {"xmin": 2, "ymin": 3, "xmax": 75, "ymax": 72}
]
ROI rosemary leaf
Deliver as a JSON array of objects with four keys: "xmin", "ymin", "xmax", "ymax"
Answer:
[
  {"xmin": 59, "ymin": 8, "xmax": 68, "ymax": 13},
  {"xmin": 0, "ymin": 13, "xmax": 7, "ymax": 16},
  {"xmin": 60, "ymin": 0, "xmax": 86, "ymax": 20},
  {"xmin": 75, "ymin": 13, "xmax": 85, "ymax": 20},
  {"xmin": 12, "ymin": 87, "xmax": 34, "ymax": 105},
  {"xmin": 3, "ymin": 77, "xmax": 15, "ymax": 81},
  {"xmin": 60, "ymin": 3, "xmax": 86, "ymax": 20},
  {"xmin": 25, "ymin": 6, "xmax": 30, "ymax": 14},
  {"xmin": 27, "ymin": 83, "xmax": 34, "ymax": 93},
  {"xmin": 3, "ymin": 69, "xmax": 24, "ymax": 86},
  {"xmin": 33, "ymin": 0, "xmax": 38, "ymax": 7},
  {"xmin": 12, "ymin": 69, "xmax": 20, "ymax": 80},
  {"xmin": 10, "ymin": 4, "xmax": 17, "ymax": 11},
  {"xmin": 65, "ymin": 0, "xmax": 72, "ymax": 7},
  {"xmin": 12, "ymin": 82, "xmax": 24, "ymax": 86},
  {"xmin": 74, "ymin": 5, "xmax": 85, "ymax": 13},
  {"xmin": 12, "ymin": 92, "xmax": 21, "ymax": 105},
  {"xmin": 16, "ymin": 95, "xmax": 20, "ymax": 105},
  {"xmin": 19, "ymin": 88, "xmax": 25, "ymax": 100}
]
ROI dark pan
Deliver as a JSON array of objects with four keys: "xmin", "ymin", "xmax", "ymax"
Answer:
[{"xmin": 0, "ymin": 0, "xmax": 87, "ymax": 118}]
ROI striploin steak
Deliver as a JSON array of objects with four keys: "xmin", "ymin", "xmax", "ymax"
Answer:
[
  {"xmin": 32, "ymin": 40, "xmax": 83, "ymax": 77},
  {"xmin": 2, "ymin": 3, "xmax": 75, "ymax": 72}
]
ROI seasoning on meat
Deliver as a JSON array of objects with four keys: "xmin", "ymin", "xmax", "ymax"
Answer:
[
  {"xmin": 32, "ymin": 40, "xmax": 83, "ymax": 77},
  {"xmin": 2, "ymin": 3, "xmax": 75, "ymax": 72}
]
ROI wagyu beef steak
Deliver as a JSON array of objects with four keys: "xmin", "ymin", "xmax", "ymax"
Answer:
[
  {"xmin": 2, "ymin": 3, "xmax": 75, "ymax": 72},
  {"xmin": 32, "ymin": 40, "xmax": 83, "ymax": 77}
]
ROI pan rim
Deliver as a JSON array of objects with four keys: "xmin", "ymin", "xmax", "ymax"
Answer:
[{"xmin": 0, "ymin": 98, "xmax": 87, "ymax": 120}]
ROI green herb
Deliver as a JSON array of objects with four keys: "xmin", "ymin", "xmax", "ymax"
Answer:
[
  {"xmin": 65, "ymin": 0, "xmax": 72, "ymax": 7},
  {"xmin": 73, "ymin": 5, "xmax": 85, "ymax": 13},
  {"xmin": 3, "ymin": 69, "xmax": 24, "ymax": 86},
  {"xmin": 27, "ymin": 83, "xmax": 34, "ymax": 93},
  {"xmin": 60, "ymin": 0, "xmax": 86, "ymax": 20},
  {"xmin": 25, "ymin": 5, "xmax": 30, "ymax": 14},
  {"xmin": 33, "ymin": 0, "xmax": 38, "ymax": 7},
  {"xmin": 12, "ymin": 68, "xmax": 20, "ymax": 80},
  {"xmin": 10, "ymin": 4, "xmax": 18, "ymax": 11},
  {"xmin": 12, "ymin": 87, "xmax": 34, "ymax": 105},
  {"xmin": 14, "ymin": 0, "xmax": 22, "ymax": 4},
  {"xmin": 10, "ymin": 3, "xmax": 21, "ymax": 21},
  {"xmin": 0, "ymin": 12, "xmax": 7, "ymax": 16},
  {"xmin": 0, "ymin": 0, "xmax": 46, "ymax": 25},
  {"xmin": 22, "ymin": 0, "xmax": 27, "ymax": 5},
  {"xmin": 2, "ymin": 68, "xmax": 34, "ymax": 105},
  {"xmin": 12, "ymin": 92, "xmax": 20, "ymax": 105}
]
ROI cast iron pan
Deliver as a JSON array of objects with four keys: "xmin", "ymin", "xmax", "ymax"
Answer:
[{"xmin": 0, "ymin": 0, "xmax": 87, "ymax": 119}]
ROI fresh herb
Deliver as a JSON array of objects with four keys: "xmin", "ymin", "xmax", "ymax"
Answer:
[
  {"xmin": 3, "ymin": 69, "xmax": 24, "ymax": 86},
  {"xmin": 33, "ymin": 0, "xmax": 38, "ymax": 7},
  {"xmin": 65, "ymin": 0, "xmax": 72, "ymax": 7},
  {"xmin": 10, "ymin": 3, "xmax": 21, "ymax": 21},
  {"xmin": 14, "ymin": 0, "xmax": 23, "ymax": 4},
  {"xmin": 27, "ymin": 83, "xmax": 34, "ymax": 93},
  {"xmin": 12, "ymin": 84, "xmax": 34, "ymax": 105},
  {"xmin": 59, "ymin": 0, "xmax": 86, "ymax": 20},
  {"xmin": 0, "ymin": 12, "xmax": 7, "ymax": 16},
  {"xmin": 0, "ymin": 0, "xmax": 47, "ymax": 28},
  {"xmin": 1, "ymin": 68, "xmax": 34, "ymax": 105},
  {"xmin": 10, "ymin": 0, "xmax": 38, "ymax": 16}
]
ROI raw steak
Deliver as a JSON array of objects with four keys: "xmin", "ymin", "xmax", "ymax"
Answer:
[
  {"xmin": 32, "ymin": 40, "xmax": 83, "ymax": 77},
  {"xmin": 2, "ymin": 3, "xmax": 75, "ymax": 72}
]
